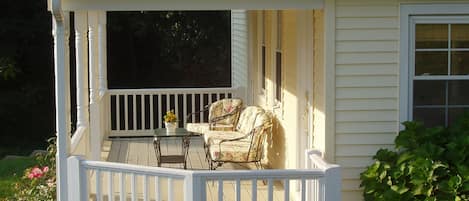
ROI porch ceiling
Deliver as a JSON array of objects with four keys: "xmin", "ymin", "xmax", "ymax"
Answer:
[{"xmin": 50, "ymin": 0, "xmax": 324, "ymax": 11}]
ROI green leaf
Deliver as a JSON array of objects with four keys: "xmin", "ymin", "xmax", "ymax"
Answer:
[{"xmin": 397, "ymin": 152, "xmax": 414, "ymax": 165}]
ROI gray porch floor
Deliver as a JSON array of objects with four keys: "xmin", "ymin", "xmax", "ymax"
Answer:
[{"xmin": 99, "ymin": 137, "xmax": 291, "ymax": 201}]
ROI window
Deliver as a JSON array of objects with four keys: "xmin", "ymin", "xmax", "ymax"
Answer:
[
  {"xmin": 275, "ymin": 11, "xmax": 282, "ymax": 102},
  {"xmin": 409, "ymin": 16, "xmax": 469, "ymax": 127}
]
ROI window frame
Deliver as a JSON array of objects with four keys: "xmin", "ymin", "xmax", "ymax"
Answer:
[
  {"xmin": 399, "ymin": 4, "xmax": 469, "ymax": 127},
  {"xmin": 260, "ymin": 11, "xmax": 266, "ymax": 94},
  {"xmin": 274, "ymin": 11, "xmax": 283, "ymax": 104}
]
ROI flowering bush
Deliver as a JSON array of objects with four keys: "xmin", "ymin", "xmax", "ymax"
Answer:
[
  {"xmin": 12, "ymin": 138, "xmax": 56, "ymax": 201},
  {"xmin": 163, "ymin": 109, "xmax": 177, "ymax": 123}
]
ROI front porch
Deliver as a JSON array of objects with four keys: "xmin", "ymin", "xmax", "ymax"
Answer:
[{"xmin": 99, "ymin": 137, "xmax": 291, "ymax": 201}]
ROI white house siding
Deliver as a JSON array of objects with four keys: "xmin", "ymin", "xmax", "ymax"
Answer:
[
  {"xmin": 231, "ymin": 10, "xmax": 249, "ymax": 101},
  {"xmin": 333, "ymin": 0, "xmax": 401, "ymax": 200}
]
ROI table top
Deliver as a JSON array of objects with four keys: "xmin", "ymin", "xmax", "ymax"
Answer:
[{"xmin": 153, "ymin": 128, "xmax": 201, "ymax": 138}]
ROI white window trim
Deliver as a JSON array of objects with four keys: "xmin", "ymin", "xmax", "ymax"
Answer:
[
  {"xmin": 274, "ymin": 10, "xmax": 283, "ymax": 107},
  {"xmin": 257, "ymin": 11, "xmax": 266, "ymax": 95},
  {"xmin": 399, "ymin": 3, "xmax": 469, "ymax": 126}
]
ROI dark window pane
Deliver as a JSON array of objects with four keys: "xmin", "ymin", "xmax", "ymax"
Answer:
[
  {"xmin": 448, "ymin": 108, "xmax": 468, "ymax": 126},
  {"xmin": 448, "ymin": 80, "xmax": 469, "ymax": 105},
  {"xmin": 451, "ymin": 24, "xmax": 469, "ymax": 48},
  {"xmin": 415, "ymin": 52, "xmax": 448, "ymax": 75},
  {"xmin": 451, "ymin": 51, "xmax": 469, "ymax": 75},
  {"xmin": 275, "ymin": 51, "xmax": 282, "ymax": 101},
  {"xmin": 413, "ymin": 80, "xmax": 445, "ymax": 106},
  {"xmin": 107, "ymin": 11, "xmax": 231, "ymax": 89},
  {"xmin": 261, "ymin": 45, "xmax": 266, "ymax": 89},
  {"xmin": 413, "ymin": 108, "xmax": 445, "ymax": 127},
  {"xmin": 416, "ymin": 24, "xmax": 448, "ymax": 49}
]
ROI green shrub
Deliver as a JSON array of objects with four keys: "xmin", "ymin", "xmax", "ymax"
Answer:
[
  {"xmin": 9, "ymin": 138, "xmax": 56, "ymax": 201},
  {"xmin": 360, "ymin": 116, "xmax": 469, "ymax": 201}
]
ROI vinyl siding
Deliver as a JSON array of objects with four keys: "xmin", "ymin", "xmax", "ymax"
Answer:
[
  {"xmin": 334, "ymin": 0, "xmax": 401, "ymax": 199},
  {"xmin": 333, "ymin": 1, "xmax": 465, "ymax": 199}
]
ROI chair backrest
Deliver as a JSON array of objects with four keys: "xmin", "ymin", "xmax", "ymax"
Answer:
[
  {"xmin": 208, "ymin": 98, "xmax": 243, "ymax": 125},
  {"xmin": 236, "ymin": 106, "xmax": 272, "ymax": 134},
  {"xmin": 247, "ymin": 110, "xmax": 272, "ymax": 161}
]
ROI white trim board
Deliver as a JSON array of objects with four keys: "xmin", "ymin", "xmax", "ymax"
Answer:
[{"xmin": 52, "ymin": 0, "xmax": 324, "ymax": 11}]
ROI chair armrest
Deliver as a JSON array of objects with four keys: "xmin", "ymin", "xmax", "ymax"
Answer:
[{"xmin": 216, "ymin": 126, "xmax": 262, "ymax": 145}]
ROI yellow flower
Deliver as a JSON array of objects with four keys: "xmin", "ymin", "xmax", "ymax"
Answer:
[{"xmin": 164, "ymin": 109, "xmax": 177, "ymax": 123}]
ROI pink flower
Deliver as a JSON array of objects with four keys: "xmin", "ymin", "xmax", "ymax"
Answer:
[
  {"xmin": 42, "ymin": 166, "xmax": 49, "ymax": 173},
  {"xmin": 28, "ymin": 167, "xmax": 44, "ymax": 179}
]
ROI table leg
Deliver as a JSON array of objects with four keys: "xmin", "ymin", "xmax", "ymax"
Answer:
[
  {"xmin": 153, "ymin": 138, "xmax": 161, "ymax": 167},
  {"xmin": 182, "ymin": 136, "xmax": 191, "ymax": 169}
]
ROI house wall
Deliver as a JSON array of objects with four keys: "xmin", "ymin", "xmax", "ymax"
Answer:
[
  {"xmin": 333, "ymin": 0, "xmax": 399, "ymax": 199},
  {"xmin": 331, "ymin": 0, "xmax": 449, "ymax": 200},
  {"xmin": 249, "ymin": 10, "xmax": 302, "ymax": 171}
]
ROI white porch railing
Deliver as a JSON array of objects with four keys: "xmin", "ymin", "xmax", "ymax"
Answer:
[
  {"xmin": 107, "ymin": 87, "xmax": 239, "ymax": 137},
  {"xmin": 67, "ymin": 150, "xmax": 340, "ymax": 201}
]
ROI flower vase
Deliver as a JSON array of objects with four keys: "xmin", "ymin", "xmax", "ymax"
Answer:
[{"xmin": 165, "ymin": 122, "xmax": 177, "ymax": 134}]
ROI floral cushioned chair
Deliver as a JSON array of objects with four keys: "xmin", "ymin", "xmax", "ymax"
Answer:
[
  {"xmin": 204, "ymin": 106, "xmax": 272, "ymax": 170},
  {"xmin": 186, "ymin": 98, "xmax": 243, "ymax": 133}
]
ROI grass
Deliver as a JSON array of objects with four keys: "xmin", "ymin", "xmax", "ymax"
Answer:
[{"xmin": 0, "ymin": 157, "xmax": 37, "ymax": 199}]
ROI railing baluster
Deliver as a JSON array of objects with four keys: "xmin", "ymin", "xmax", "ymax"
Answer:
[
  {"xmin": 216, "ymin": 93, "xmax": 220, "ymax": 101},
  {"xmin": 191, "ymin": 94, "xmax": 195, "ymax": 123},
  {"xmin": 95, "ymin": 170, "xmax": 102, "ymax": 201},
  {"xmin": 175, "ymin": 94, "xmax": 179, "ymax": 126},
  {"xmin": 168, "ymin": 178, "xmax": 173, "ymax": 201},
  {"xmin": 284, "ymin": 179, "xmax": 290, "ymax": 201},
  {"xmin": 183, "ymin": 94, "xmax": 187, "ymax": 127},
  {"xmin": 218, "ymin": 179, "xmax": 223, "ymax": 201},
  {"xmin": 267, "ymin": 179, "xmax": 273, "ymax": 201},
  {"xmin": 131, "ymin": 173, "xmax": 136, "ymax": 201},
  {"xmin": 116, "ymin": 95, "xmax": 120, "ymax": 131},
  {"xmin": 141, "ymin": 95, "xmax": 145, "ymax": 129},
  {"xmin": 301, "ymin": 178, "xmax": 306, "ymax": 201},
  {"xmin": 251, "ymin": 179, "xmax": 257, "ymax": 201},
  {"xmin": 143, "ymin": 175, "xmax": 148, "ymax": 201},
  {"xmin": 150, "ymin": 95, "xmax": 154, "ymax": 130},
  {"xmin": 119, "ymin": 173, "xmax": 125, "ymax": 201},
  {"xmin": 208, "ymin": 93, "xmax": 212, "ymax": 106},
  {"xmin": 124, "ymin": 95, "xmax": 129, "ymax": 130},
  {"xmin": 166, "ymin": 93, "xmax": 170, "ymax": 112},
  {"xmin": 235, "ymin": 179, "xmax": 241, "ymax": 201},
  {"xmin": 133, "ymin": 95, "xmax": 137, "ymax": 130},
  {"xmin": 199, "ymin": 94, "xmax": 204, "ymax": 122},
  {"xmin": 158, "ymin": 95, "xmax": 162, "ymax": 128},
  {"xmin": 108, "ymin": 171, "xmax": 114, "ymax": 201},
  {"xmin": 155, "ymin": 176, "xmax": 160, "ymax": 201}
]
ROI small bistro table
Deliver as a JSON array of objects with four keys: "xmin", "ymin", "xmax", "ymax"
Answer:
[{"xmin": 153, "ymin": 128, "xmax": 201, "ymax": 169}]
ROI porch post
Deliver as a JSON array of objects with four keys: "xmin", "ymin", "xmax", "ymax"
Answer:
[
  {"xmin": 52, "ymin": 11, "xmax": 71, "ymax": 201},
  {"xmin": 88, "ymin": 10, "xmax": 101, "ymax": 160},
  {"xmin": 98, "ymin": 11, "xmax": 107, "ymax": 96},
  {"xmin": 74, "ymin": 11, "xmax": 90, "ymax": 157},
  {"xmin": 97, "ymin": 11, "xmax": 109, "ymax": 140}
]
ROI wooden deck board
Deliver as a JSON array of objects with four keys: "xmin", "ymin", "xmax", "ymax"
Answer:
[{"xmin": 97, "ymin": 136, "xmax": 291, "ymax": 201}]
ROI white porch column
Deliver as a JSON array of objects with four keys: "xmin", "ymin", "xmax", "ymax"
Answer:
[
  {"xmin": 97, "ymin": 11, "xmax": 109, "ymax": 141},
  {"xmin": 98, "ymin": 11, "xmax": 107, "ymax": 96},
  {"xmin": 88, "ymin": 10, "xmax": 101, "ymax": 160},
  {"xmin": 74, "ymin": 11, "xmax": 90, "ymax": 158},
  {"xmin": 52, "ymin": 12, "xmax": 71, "ymax": 201},
  {"xmin": 75, "ymin": 11, "xmax": 89, "ymax": 129}
]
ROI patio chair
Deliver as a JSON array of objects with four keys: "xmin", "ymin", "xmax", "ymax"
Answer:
[
  {"xmin": 204, "ymin": 106, "xmax": 272, "ymax": 170},
  {"xmin": 186, "ymin": 98, "xmax": 243, "ymax": 133}
]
